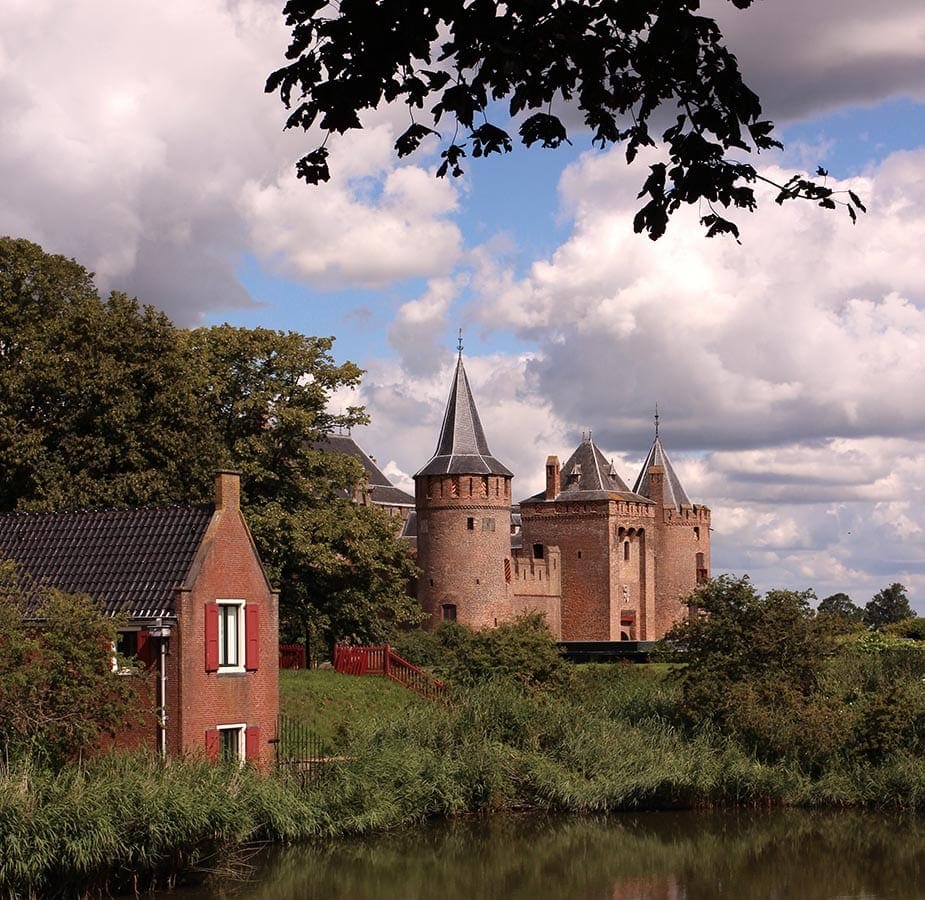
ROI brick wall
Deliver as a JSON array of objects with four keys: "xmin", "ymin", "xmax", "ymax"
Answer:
[{"xmin": 172, "ymin": 497, "xmax": 279, "ymax": 768}]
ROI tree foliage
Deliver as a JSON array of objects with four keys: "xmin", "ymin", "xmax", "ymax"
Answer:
[
  {"xmin": 864, "ymin": 583, "xmax": 914, "ymax": 631},
  {"xmin": 0, "ymin": 563, "xmax": 141, "ymax": 765},
  {"xmin": 666, "ymin": 576, "xmax": 848, "ymax": 768},
  {"xmin": 0, "ymin": 237, "xmax": 420, "ymax": 650},
  {"xmin": 268, "ymin": 0, "xmax": 865, "ymax": 241},
  {"xmin": 392, "ymin": 612, "xmax": 569, "ymax": 688},
  {"xmin": 816, "ymin": 592, "xmax": 865, "ymax": 631}
]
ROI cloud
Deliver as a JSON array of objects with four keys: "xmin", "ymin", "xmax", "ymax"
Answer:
[
  {"xmin": 709, "ymin": 0, "xmax": 925, "ymax": 120},
  {"xmin": 0, "ymin": 0, "xmax": 461, "ymax": 321}
]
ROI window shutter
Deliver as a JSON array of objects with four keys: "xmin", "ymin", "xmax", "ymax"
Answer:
[
  {"xmin": 245, "ymin": 604, "xmax": 259, "ymax": 671},
  {"xmin": 205, "ymin": 603, "xmax": 219, "ymax": 672},
  {"xmin": 137, "ymin": 630, "xmax": 152, "ymax": 666},
  {"xmin": 245, "ymin": 725, "xmax": 261, "ymax": 761},
  {"xmin": 205, "ymin": 728, "xmax": 219, "ymax": 761}
]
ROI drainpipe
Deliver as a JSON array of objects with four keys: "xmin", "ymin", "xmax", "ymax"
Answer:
[{"xmin": 149, "ymin": 618, "xmax": 173, "ymax": 758}]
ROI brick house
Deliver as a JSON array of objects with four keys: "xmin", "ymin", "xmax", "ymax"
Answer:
[
  {"xmin": 410, "ymin": 354, "xmax": 711, "ymax": 641},
  {"xmin": 0, "ymin": 471, "xmax": 278, "ymax": 765}
]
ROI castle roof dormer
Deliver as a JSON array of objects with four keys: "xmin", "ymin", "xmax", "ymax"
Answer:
[
  {"xmin": 633, "ymin": 434, "xmax": 692, "ymax": 509},
  {"xmin": 415, "ymin": 354, "xmax": 513, "ymax": 478}
]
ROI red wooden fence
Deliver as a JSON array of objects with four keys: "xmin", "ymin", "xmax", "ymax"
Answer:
[
  {"xmin": 333, "ymin": 644, "xmax": 446, "ymax": 700},
  {"xmin": 279, "ymin": 644, "xmax": 306, "ymax": 670}
]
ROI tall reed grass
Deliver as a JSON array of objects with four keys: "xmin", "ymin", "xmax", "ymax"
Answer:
[{"xmin": 6, "ymin": 666, "xmax": 925, "ymax": 896}]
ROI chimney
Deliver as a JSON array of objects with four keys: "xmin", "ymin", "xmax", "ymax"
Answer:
[
  {"xmin": 215, "ymin": 470, "xmax": 241, "ymax": 511},
  {"xmin": 545, "ymin": 456, "xmax": 560, "ymax": 500}
]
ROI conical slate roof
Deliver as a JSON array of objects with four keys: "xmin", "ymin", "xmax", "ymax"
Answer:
[
  {"xmin": 416, "ymin": 355, "xmax": 513, "ymax": 477},
  {"xmin": 633, "ymin": 435, "xmax": 692, "ymax": 509}
]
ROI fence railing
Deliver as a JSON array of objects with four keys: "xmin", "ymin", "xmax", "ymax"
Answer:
[
  {"xmin": 333, "ymin": 644, "xmax": 446, "ymax": 701},
  {"xmin": 279, "ymin": 644, "xmax": 306, "ymax": 670},
  {"xmin": 273, "ymin": 714, "xmax": 325, "ymax": 783}
]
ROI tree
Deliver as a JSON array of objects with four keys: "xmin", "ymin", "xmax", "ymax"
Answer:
[
  {"xmin": 0, "ymin": 239, "xmax": 422, "ymax": 651},
  {"xmin": 0, "ymin": 237, "xmax": 216, "ymax": 511},
  {"xmin": 864, "ymin": 583, "xmax": 914, "ymax": 631},
  {"xmin": 181, "ymin": 325, "xmax": 423, "ymax": 654},
  {"xmin": 666, "ymin": 576, "xmax": 848, "ymax": 767},
  {"xmin": 817, "ymin": 592, "xmax": 865, "ymax": 628},
  {"xmin": 0, "ymin": 562, "xmax": 141, "ymax": 765},
  {"xmin": 268, "ymin": 0, "xmax": 865, "ymax": 241}
]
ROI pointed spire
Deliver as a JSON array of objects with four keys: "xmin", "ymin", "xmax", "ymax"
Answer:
[
  {"xmin": 633, "ymin": 416, "xmax": 692, "ymax": 509},
  {"xmin": 415, "ymin": 354, "xmax": 513, "ymax": 477}
]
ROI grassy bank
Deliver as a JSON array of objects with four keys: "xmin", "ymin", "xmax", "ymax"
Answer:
[{"xmin": 7, "ymin": 665, "xmax": 925, "ymax": 896}]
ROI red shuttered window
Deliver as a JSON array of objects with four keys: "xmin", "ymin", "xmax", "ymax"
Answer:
[
  {"xmin": 245, "ymin": 725, "xmax": 261, "ymax": 761},
  {"xmin": 205, "ymin": 603, "xmax": 219, "ymax": 671},
  {"xmin": 245, "ymin": 604, "xmax": 259, "ymax": 671}
]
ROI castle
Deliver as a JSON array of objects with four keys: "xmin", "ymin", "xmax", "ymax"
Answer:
[{"xmin": 408, "ymin": 353, "xmax": 711, "ymax": 641}]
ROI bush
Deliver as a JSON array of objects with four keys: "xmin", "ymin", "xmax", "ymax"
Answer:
[
  {"xmin": 0, "ymin": 562, "xmax": 141, "ymax": 766},
  {"xmin": 392, "ymin": 613, "xmax": 570, "ymax": 688}
]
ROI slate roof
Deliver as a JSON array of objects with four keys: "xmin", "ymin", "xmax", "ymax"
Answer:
[
  {"xmin": 310, "ymin": 434, "xmax": 414, "ymax": 507},
  {"xmin": 416, "ymin": 355, "xmax": 513, "ymax": 478},
  {"xmin": 633, "ymin": 436, "xmax": 692, "ymax": 509},
  {"xmin": 521, "ymin": 436, "xmax": 651, "ymax": 505},
  {"xmin": 0, "ymin": 504, "xmax": 214, "ymax": 619}
]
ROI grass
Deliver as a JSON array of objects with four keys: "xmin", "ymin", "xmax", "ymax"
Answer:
[{"xmin": 280, "ymin": 668, "xmax": 420, "ymax": 751}]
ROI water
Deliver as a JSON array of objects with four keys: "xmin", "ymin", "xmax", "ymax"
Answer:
[{"xmin": 175, "ymin": 810, "xmax": 925, "ymax": 899}]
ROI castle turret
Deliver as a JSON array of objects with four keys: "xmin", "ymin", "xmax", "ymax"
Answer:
[
  {"xmin": 633, "ymin": 417, "xmax": 710, "ymax": 635},
  {"xmin": 414, "ymin": 353, "xmax": 514, "ymax": 627}
]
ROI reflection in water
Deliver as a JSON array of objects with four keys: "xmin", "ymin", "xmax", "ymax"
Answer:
[{"xmin": 184, "ymin": 810, "xmax": 925, "ymax": 900}]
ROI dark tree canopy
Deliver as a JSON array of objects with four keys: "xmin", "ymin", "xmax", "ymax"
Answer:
[
  {"xmin": 864, "ymin": 583, "xmax": 915, "ymax": 631},
  {"xmin": 268, "ymin": 0, "xmax": 865, "ymax": 241},
  {"xmin": 817, "ymin": 592, "xmax": 864, "ymax": 624},
  {"xmin": 0, "ymin": 237, "xmax": 421, "ymax": 651}
]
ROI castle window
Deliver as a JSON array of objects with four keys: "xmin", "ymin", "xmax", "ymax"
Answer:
[
  {"xmin": 482, "ymin": 517, "xmax": 495, "ymax": 532},
  {"xmin": 429, "ymin": 578, "xmax": 434, "ymax": 586},
  {"xmin": 577, "ymin": 550, "xmax": 583, "ymax": 560},
  {"xmin": 466, "ymin": 517, "xmax": 474, "ymax": 530},
  {"xmin": 442, "ymin": 604, "xmax": 457, "ymax": 622},
  {"xmin": 696, "ymin": 552, "xmax": 707, "ymax": 583},
  {"xmin": 533, "ymin": 543, "xmax": 544, "ymax": 560},
  {"xmin": 481, "ymin": 476, "xmax": 489, "ymax": 497},
  {"xmin": 451, "ymin": 477, "xmax": 459, "ymax": 498},
  {"xmin": 504, "ymin": 559, "xmax": 512, "ymax": 583},
  {"xmin": 694, "ymin": 526, "xmax": 700, "ymax": 540},
  {"xmin": 624, "ymin": 541, "xmax": 630, "ymax": 561}
]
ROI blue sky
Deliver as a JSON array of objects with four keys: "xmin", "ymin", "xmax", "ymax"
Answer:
[{"xmin": 3, "ymin": 0, "xmax": 925, "ymax": 608}]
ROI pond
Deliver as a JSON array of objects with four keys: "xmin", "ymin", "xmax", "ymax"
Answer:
[{"xmin": 174, "ymin": 809, "xmax": 925, "ymax": 899}]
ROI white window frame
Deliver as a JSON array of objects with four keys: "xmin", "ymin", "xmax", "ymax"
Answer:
[
  {"xmin": 217, "ymin": 599, "xmax": 246, "ymax": 672},
  {"xmin": 217, "ymin": 723, "xmax": 246, "ymax": 764}
]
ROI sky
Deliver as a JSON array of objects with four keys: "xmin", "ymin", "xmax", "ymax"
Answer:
[{"xmin": 2, "ymin": 0, "xmax": 925, "ymax": 609}]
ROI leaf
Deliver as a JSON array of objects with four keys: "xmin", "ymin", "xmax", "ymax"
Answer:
[{"xmin": 295, "ymin": 147, "xmax": 330, "ymax": 184}]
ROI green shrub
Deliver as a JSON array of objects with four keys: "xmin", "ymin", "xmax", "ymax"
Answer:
[{"xmin": 393, "ymin": 613, "xmax": 569, "ymax": 688}]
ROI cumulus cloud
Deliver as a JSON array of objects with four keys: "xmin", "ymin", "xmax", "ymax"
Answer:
[{"xmin": 0, "ymin": 0, "xmax": 461, "ymax": 321}]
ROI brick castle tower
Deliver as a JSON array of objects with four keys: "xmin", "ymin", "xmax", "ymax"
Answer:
[{"xmin": 413, "ymin": 351, "xmax": 515, "ymax": 627}]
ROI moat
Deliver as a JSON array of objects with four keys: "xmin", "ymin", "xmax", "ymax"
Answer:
[{"xmin": 168, "ymin": 809, "xmax": 925, "ymax": 899}]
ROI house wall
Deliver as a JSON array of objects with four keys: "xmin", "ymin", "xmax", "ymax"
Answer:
[{"xmin": 172, "ymin": 486, "xmax": 279, "ymax": 767}]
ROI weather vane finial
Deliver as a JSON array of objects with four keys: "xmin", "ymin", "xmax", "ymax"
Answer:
[
  {"xmin": 654, "ymin": 403, "xmax": 660, "ymax": 439},
  {"xmin": 457, "ymin": 327, "xmax": 463, "ymax": 357}
]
